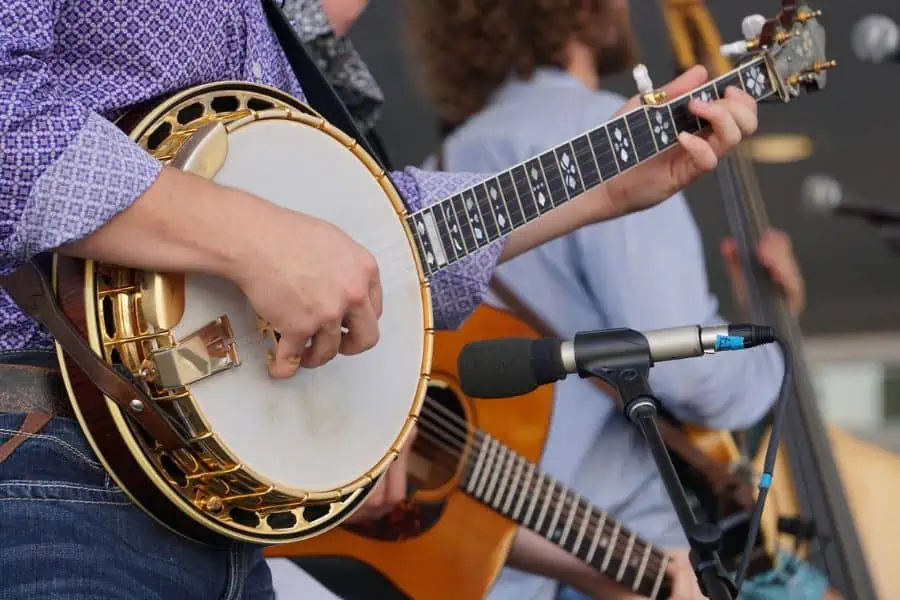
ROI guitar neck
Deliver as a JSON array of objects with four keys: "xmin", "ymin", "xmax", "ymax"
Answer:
[
  {"xmin": 461, "ymin": 435, "xmax": 672, "ymax": 599},
  {"xmin": 407, "ymin": 55, "xmax": 775, "ymax": 277}
]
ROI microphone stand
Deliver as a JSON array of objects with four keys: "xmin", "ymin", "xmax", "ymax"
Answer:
[{"xmin": 583, "ymin": 356, "xmax": 738, "ymax": 600}]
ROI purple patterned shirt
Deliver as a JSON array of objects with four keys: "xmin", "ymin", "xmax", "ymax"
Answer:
[{"xmin": 0, "ymin": 0, "xmax": 502, "ymax": 351}]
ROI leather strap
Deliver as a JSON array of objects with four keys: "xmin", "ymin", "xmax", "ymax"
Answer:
[
  {"xmin": 0, "ymin": 363, "xmax": 72, "ymax": 417},
  {"xmin": 0, "ymin": 262, "xmax": 186, "ymax": 450},
  {"xmin": 262, "ymin": 0, "xmax": 391, "ymax": 170},
  {"xmin": 0, "ymin": 412, "xmax": 53, "ymax": 464},
  {"xmin": 488, "ymin": 275, "xmax": 754, "ymax": 506}
]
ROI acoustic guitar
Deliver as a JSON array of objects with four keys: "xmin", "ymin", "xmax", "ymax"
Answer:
[
  {"xmin": 264, "ymin": 305, "xmax": 675, "ymax": 600},
  {"xmin": 1, "ymin": 3, "xmax": 830, "ymax": 548}
]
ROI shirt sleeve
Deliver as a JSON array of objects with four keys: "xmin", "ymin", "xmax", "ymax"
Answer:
[
  {"xmin": 390, "ymin": 167, "xmax": 506, "ymax": 331},
  {"xmin": 572, "ymin": 193, "xmax": 784, "ymax": 430},
  {"xmin": 0, "ymin": 4, "xmax": 162, "ymax": 276}
]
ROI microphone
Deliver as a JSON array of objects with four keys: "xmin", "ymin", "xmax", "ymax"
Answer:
[
  {"xmin": 801, "ymin": 174, "xmax": 900, "ymax": 225},
  {"xmin": 851, "ymin": 14, "xmax": 900, "ymax": 64},
  {"xmin": 458, "ymin": 324, "xmax": 776, "ymax": 399}
]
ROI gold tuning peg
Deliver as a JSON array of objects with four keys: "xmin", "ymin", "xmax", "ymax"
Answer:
[
  {"xmin": 797, "ymin": 9, "xmax": 823, "ymax": 23},
  {"xmin": 812, "ymin": 59, "xmax": 838, "ymax": 73},
  {"xmin": 633, "ymin": 64, "xmax": 668, "ymax": 106}
]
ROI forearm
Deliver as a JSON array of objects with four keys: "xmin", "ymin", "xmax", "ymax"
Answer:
[
  {"xmin": 508, "ymin": 527, "xmax": 632, "ymax": 598},
  {"xmin": 500, "ymin": 190, "xmax": 612, "ymax": 263},
  {"xmin": 61, "ymin": 166, "xmax": 271, "ymax": 281}
]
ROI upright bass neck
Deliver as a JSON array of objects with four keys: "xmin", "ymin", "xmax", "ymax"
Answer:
[{"xmin": 658, "ymin": 2, "xmax": 877, "ymax": 598}]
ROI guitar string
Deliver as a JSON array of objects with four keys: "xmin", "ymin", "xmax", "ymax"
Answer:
[{"xmin": 413, "ymin": 394, "xmax": 670, "ymax": 582}]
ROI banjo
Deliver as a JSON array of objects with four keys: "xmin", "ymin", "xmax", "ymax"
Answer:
[{"xmin": 2, "ymin": 5, "xmax": 830, "ymax": 547}]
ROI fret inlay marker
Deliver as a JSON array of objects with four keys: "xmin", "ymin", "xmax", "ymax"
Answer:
[{"xmin": 611, "ymin": 126, "xmax": 631, "ymax": 163}]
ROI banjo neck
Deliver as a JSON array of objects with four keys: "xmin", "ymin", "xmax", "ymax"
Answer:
[{"xmin": 406, "ymin": 56, "xmax": 776, "ymax": 278}]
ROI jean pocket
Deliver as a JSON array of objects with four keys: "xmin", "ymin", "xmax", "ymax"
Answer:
[{"xmin": 0, "ymin": 413, "xmax": 128, "ymax": 504}]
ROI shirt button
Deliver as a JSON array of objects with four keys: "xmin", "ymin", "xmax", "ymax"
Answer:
[{"xmin": 252, "ymin": 62, "xmax": 263, "ymax": 79}]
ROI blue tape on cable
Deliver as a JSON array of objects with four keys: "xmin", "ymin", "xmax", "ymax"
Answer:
[
  {"xmin": 715, "ymin": 335, "xmax": 745, "ymax": 350},
  {"xmin": 759, "ymin": 473, "xmax": 772, "ymax": 489}
]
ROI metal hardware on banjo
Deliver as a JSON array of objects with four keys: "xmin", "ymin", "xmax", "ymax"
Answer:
[{"xmin": 2, "ymin": 5, "xmax": 831, "ymax": 547}]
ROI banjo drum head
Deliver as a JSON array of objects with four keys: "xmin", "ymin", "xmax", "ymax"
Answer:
[{"xmin": 171, "ymin": 115, "xmax": 427, "ymax": 493}]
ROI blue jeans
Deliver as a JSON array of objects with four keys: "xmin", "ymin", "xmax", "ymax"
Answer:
[{"xmin": 0, "ymin": 412, "xmax": 274, "ymax": 599}]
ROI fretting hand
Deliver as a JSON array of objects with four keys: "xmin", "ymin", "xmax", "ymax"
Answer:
[
  {"xmin": 721, "ymin": 228, "xmax": 806, "ymax": 316},
  {"xmin": 598, "ymin": 65, "xmax": 757, "ymax": 221}
]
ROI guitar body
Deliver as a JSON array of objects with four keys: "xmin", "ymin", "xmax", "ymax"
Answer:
[
  {"xmin": 756, "ymin": 425, "xmax": 900, "ymax": 599},
  {"xmin": 264, "ymin": 305, "xmax": 555, "ymax": 600}
]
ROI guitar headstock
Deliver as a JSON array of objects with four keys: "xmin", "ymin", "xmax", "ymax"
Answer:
[{"xmin": 721, "ymin": 2, "xmax": 833, "ymax": 102}]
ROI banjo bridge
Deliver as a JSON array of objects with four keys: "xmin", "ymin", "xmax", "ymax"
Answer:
[{"xmin": 143, "ymin": 315, "xmax": 241, "ymax": 389}]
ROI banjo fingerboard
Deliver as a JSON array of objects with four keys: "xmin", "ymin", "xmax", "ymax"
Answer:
[{"xmin": 406, "ymin": 57, "xmax": 775, "ymax": 276}]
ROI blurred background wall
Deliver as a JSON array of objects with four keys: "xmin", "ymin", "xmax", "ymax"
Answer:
[{"xmin": 349, "ymin": 1, "xmax": 900, "ymax": 447}]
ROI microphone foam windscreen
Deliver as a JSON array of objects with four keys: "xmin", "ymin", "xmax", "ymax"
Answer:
[{"xmin": 458, "ymin": 338, "xmax": 538, "ymax": 399}]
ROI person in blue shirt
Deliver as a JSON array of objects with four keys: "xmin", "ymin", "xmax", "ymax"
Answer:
[{"xmin": 405, "ymin": 1, "xmax": 806, "ymax": 598}]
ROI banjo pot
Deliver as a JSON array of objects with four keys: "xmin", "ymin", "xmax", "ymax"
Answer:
[{"xmin": 53, "ymin": 82, "xmax": 432, "ymax": 546}]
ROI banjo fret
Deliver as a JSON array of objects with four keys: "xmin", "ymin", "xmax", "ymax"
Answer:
[{"xmin": 407, "ymin": 56, "xmax": 776, "ymax": 276}]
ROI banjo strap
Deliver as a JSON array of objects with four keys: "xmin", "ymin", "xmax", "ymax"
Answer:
[{"xmin": 262, "ymin": 0, "xmax": 393, "ymax": 170}]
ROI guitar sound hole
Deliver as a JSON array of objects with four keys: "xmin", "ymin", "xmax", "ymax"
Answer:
[{"xmin": 412, "ymin": 384, "xmax": 467, "ymax": 492}]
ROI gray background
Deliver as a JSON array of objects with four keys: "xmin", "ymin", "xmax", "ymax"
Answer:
[{"xmin": 349, "ymin": 1, "xmax": 900, "ymax": 336}]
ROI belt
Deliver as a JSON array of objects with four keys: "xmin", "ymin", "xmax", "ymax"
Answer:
[
  {"xmin": 0, "ymin": 362, "xmax": 74, "ymax": 419},
  {"xmin": 0, "ymin": 359, "xmax": 75, "ymax": 463}
]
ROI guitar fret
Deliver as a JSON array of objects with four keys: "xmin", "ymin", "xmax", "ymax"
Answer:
[
  {"xmin": 544, "ymin": 483, "xmax": 568, "ymax": 541},
  {"xmin": 441, "ymin": 198, "xmax": 467, "ymax": 257},
  {"xmin": 464, "ymin": 434, "xmax": 490, "ymax": 494},
  {"xmin": 616, "ymin": 530, "xmax": 637, "ymax": 582},
  {"xmin": 512, "ymin": 463, "xmax": 535, "ymax": 520},
  {"xmin": 646, "ymin": 104, "xmax": 678, "ymax": 151},
  {"xmin": 473, "ymin": 182, "xmax": 500, "ymax": 241},
  {"xmin": 484, "ymin": 177, "xmax": 513, "ymax": 235},
  {"xmin": 524, "ymin": 158, "xmax": 552, "ymax": 214},
  {"xmin": 407, "ymin": 211, "xmax": 440, "ymax": 276},
  {"xmin": 633, "ymin": 543, "xmax": 653, "ymax": 592},
  {"xmin": 650, "ymin": 555, "xmax": 670, "ymax": 600},
  {"xmin": 558, "ymin": 493, "xmax": 579, "ymax": 547},
  {"xmin": 523, "ymin": 473, "xmax": 544, "ymax": 526},
  {"xmin": 714, "ymin": 70, "xmax": 742, "ymax": 99},
  {"xmin": 572, "ymin": 505, "xmax": 591, "ymax": 556},
  {"xmin": 491, "ymin": 448, "xmax": 517, "ymax": 508},
  {"xmin": 503, "ymin": 456, "xmax": 525, "ymax": 514},
  {"xmin": 625, "ymin": 109, "xmax": 656, "ymax": 161},
  {"xmin": 589, "ymin": 127, "xmax": 619, "ymax": 181},
  {"xmin": 601, "ymin": 522, "xmax": 622, "ymax": 571},
  {"xmin": 533, "ymin": 476, "xmax": 555, "ymax": 533},
  {"xmin": 585, "ymin": 512, "xmax": 607, "ymax": 564},
  {"xmin": 497, "ymin": 172, "xmax": 525, "ymax": 228},
  {"xmin": 482, "ymin": 442, "xmax": 505, "ymax": 504},
  {"xmin": 474, "ymin": 438, "xmax": 499, "ymax": 498},
  {"xmin": 571, "ymin": 134, "xmax": 602, "ymax": 188},
  {"xmin": 430, "ymin": 202, "xmax": 456, "ymax": 264},
  {"xmin": 668, "ymin": 95, "xmax": 698, "ymax": 135},
  {"xmin": 449, "ymin": 194, "xmax": 476, "ymax": 253},
  {"xmin": 538, "ymin": 151, "xmax": 566, "ymax": 206},
  {"xmin": 555, "ymin": 143, "xmax": 585, "ymax": 198},
  {"xmin": 511, "ymin": 165, "xmax": 540, "ymax": 221}
]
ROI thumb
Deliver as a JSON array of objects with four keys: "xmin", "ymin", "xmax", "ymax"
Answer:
[{"xmin": 269, "ymin": 332, "xmax": 311, "ymax": 379}]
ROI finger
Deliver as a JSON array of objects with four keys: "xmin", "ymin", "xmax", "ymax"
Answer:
[
  {"xmin": 724, "ymin": 83, "xmax": 758, "ymax": 113},
  {"xmin": 722, "ymin": 87, "xmax": 759, "ymax": 136},
  {"xmin": 688, "ymin": 100, "xmax": 742, "ymax": 156},
  {"xmin": 339, "ymin": 301, "xmax": 380, "ymax": 356},
  {"xmin": 269, "ymin": 331, "xmax": 312, "ymax": 379},
  {"xmin": 720, "ymin": 237, "xmax": 738, "ymax": 264},
  {"xmin": 676, "ymin": 131, "xmax": 718, "ymax": 172},
  {"xmin": 301, "ymin": 322, "xmax": 343, "ymax": 368}
]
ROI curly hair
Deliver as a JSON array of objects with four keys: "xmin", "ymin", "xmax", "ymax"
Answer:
[{"xmin": 404, "ymin": 0, "xmax": 621, "ymax": 126}]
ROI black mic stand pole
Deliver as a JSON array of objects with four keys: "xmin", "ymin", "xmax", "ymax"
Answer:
[{"xmin": 585, "ymin": 357, "xmax": 738, "ymax": 600}]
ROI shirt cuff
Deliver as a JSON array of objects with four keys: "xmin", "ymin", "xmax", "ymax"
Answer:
[
  {"xmin": 2, "ymin": 113, "xmax": 162, "ymax": 274},
  {"xmin": 391, "ymin": 167, "xmax": 507, "ymax": 330}
]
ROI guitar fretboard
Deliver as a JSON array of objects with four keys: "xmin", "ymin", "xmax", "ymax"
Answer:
[
  {"xmin": 408, "ymin": 56, "xmax": 775, "ymax": 276},
  {"xmin": 462, "ymin": 435, "xmax": 673, "ymax": 599}
]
